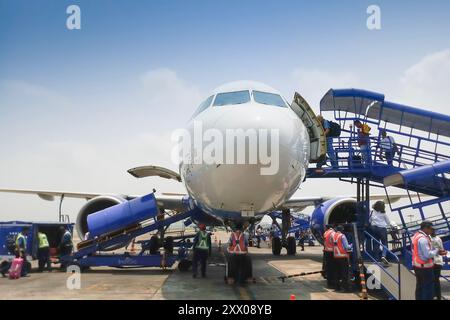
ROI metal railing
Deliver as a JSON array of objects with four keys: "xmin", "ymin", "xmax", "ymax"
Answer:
[{"xmin": 363, "ymin": 230, "xmax": 402, "ymax": 300}]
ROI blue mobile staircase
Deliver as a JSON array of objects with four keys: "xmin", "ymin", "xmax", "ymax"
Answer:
[{"xmin": 306, "ymin": 88, "xmax": 450, "ymax": 299}]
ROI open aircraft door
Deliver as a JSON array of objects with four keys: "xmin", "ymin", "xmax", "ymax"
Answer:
[{"xmin": 290, "ymin": 92, "xmax": 326, "ymax": 163}]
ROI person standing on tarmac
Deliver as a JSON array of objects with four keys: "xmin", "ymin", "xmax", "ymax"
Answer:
[
  {"xmin": 333, "ymin": 225, "xmax": 353, "ymax": 292},
  {"xmin": 412, "ymin": 221, "xmax": 447, "ymax": 300},
  {"xmin": 430, "ymin": 230, "xmax": 445, "ymax": 300},
  {"xmin": 59, "ymin": 227, "xmax": 73, "ymax": 270},
  {"xmin": 227, "ymin": 223, "xmax": 249, "ymax": 285},
  {"xmin": 15, "ymin": 227, "xmax": 30, "ymax": 277},
  {"xmin": 192, "ymin": 224, "xmax": 212, "ymax": 278},
  {"xmin": 322, "ymin": 225, "xmax": 336, "ymax": 289},
  {"xmin": 37, "ymin": 230, "xmax": 51, "ymax": 272}
]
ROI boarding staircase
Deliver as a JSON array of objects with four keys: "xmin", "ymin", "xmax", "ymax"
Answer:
[{"xmin": 305, "ymin": 88, "xmax": 450, "ymax": 299}]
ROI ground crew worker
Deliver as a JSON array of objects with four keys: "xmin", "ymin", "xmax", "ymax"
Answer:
[
  {"xmin": 59, "ymin": 227, "xmax": 73, "ymax": 270},
  {"xmin": 15, "ymin": 227, "xmax": 29, "ymax": 277},
  {"xmin": 322, "ymin": 225, "xmax": 336, "ymax": 289},
  {"xmin": 333, "ymin": 225, "xmax": 352, "ymax": 292},
  {"xmin": 192, "ymin": 224, "xmax": 211, "ymax": 278},
  {"xmin": 37, "ymin": 231, "xmax": 51, "ymax": 272},
  {"xmin": 227, "ymin": 223, "xmax": 249, "ymax": 285},
  {"xmin": 412, "ymin": 221, "xmax": 447, "ymax": 300}
]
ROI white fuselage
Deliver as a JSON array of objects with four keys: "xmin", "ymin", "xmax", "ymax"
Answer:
[{"xmin": 178, "ymin": 81, "xmax": 310, "ymax": 222}]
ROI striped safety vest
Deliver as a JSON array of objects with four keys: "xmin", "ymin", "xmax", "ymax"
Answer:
[
  {"xmin": 323, "ymin": 229, "xmax": 335, "ymax": 252},
  {"xmin": 195, "ymin": 231, "xmax": 209, "ymax": 250},
  {"xmin": 228, "ymin": 232, "xmax": 247, "ymax": 254},
  {"xmin": 412, "ymin": 231, "xmax": 434, "ymax": 269},
  {"xmin": 333, "ymin": 232, "xmax": 349, "ymax": 259}
]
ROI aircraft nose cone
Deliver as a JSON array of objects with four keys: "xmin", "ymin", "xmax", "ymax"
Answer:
[{"xmin": 182, "ymin": 103, "xmax": 310, "ymax": 214}]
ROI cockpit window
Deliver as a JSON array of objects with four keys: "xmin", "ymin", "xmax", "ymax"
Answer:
[
  {"xmin": 253, "ymin": 91, "xmax": 288, "ymax": 108},
  {"xmin": 213, "ymin": 91, "xmax": 251, "ymax": 106},
  {"xmin": 192, "ymin": 95, "xmax": 214, "ymax": 118}
]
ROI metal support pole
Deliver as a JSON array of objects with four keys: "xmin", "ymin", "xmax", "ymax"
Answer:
[{"xmin": 59, "ymin": 194, "xmax": 65, "ymax": 222}]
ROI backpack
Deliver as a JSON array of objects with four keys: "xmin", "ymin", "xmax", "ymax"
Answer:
[{"xmin": 328, "ymin": 121, "xmax": 341, "ymax": 137}]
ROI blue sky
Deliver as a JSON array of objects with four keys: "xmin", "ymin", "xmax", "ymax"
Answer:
[{"xmin": 0, "ymin": 0, "xmax": 449, "ymax": 221}]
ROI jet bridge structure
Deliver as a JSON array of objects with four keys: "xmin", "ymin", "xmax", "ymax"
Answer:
[{"xmin": 306, "ymin": 88, "xmax": 450, "ymax": 300}]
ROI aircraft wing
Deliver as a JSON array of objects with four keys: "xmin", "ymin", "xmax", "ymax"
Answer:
[
  {"xmin": 0, "ymin": 188, "xmax": 106, "ymax": 201},
  {"xmin": 0, "ymin": 188, "xmax": 186, "ymax": 212},
  {"xmin": 282, "ymin": 194, "xmax": 412, "ymax": 211}
]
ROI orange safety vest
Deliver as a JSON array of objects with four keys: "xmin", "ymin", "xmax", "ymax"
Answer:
[
  {"xmin": 333, "ymin": 232, "xmax": 349, "ymax": 259},
  {"xmin": 412, "ymin": 231, "xmax": 434, "ymax": 269},
  {"xmin": 323, "ymin": 229, "xmax": 335, "ymax": 252},
  {"xmin": 228, "ymin": 232, "xmax": 247, "ymax": 254}
]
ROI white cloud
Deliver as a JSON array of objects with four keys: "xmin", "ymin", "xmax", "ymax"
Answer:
[
  {"xmin": 291, "ymin": 68, "xmax": 360, "ymax": 109},
  {"xmin": 0, "ymin": 68, "xmax": 201, "ymax": 221},
  {"xmin": 140, "ymin": 68, "xmax": 204, "ymax": 122},
  {"xmin": 395, "ymin": 48, "xmax": 450, "ymax": 114}
]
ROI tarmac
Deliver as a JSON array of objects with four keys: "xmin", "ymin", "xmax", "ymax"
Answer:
[{"xmin": 0, "ymin": 231, "xmax": 448, "ymax": 300}]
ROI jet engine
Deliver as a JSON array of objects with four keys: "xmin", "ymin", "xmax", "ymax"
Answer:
[
  {"xmin": 75, "ymin": 195, "xmax": 127, "ymax": 240},
  {"xmin": 310, "ymin": 198, "xmax": 358, "ymax": 244}
]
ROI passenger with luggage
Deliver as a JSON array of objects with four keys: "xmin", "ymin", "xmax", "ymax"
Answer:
[
  {"xmin": 368, "ymin": 201, "xmax": 391, "ymax": 267},
  {"xmin": 192, "ymin": 223, "xmax": 211, "ymax": 278},
  {"xmin": 15, "ymin": 227, "xmax": 29, "ymax": 277},
  {"xmin": 37, "ymin": 231, "xmax": 51, "ymax": 272},
  {"xmin": 317, "ymin": 115, "xmax": 340, "ymax": 169},
  {"xmin": 353, "ymin": 120, "xmax": 372, "ymax": 164},
  {"xmin": 379, "ymin": 130, "xmax": 397, "ymax": 166},
  {"xmin": 412, "ymin": 221, "xmax": 447, "ymax": 300}
]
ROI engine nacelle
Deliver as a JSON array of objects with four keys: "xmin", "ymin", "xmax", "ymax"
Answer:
[
  {"xmin": 75, "ymin": 194, "xmax": 159, "ymax": 251},
  {"xmin": 76, "ymin": 195, "xmax": 127, "ymax": 241},
  {"xmin": 310, "ymin": 198, "xmax": 357, "ymax": 244}
]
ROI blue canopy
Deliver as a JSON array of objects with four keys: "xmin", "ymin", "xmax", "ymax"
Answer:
[
  {"xmin": 320, "ymin": 88, "xmax": 384, "ymax": 116},
  {"xmin": 320, "ymin": 88, "xmax": 450, "ymax": 137},
  {"xmin": 367, "ymin": 101, "xmax": 450, "ymax": 137}
]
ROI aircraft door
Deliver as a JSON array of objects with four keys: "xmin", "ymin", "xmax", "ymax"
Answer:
[{"xmin": 290, "ymin": 92, "xmax": 326, "ymax": 163}]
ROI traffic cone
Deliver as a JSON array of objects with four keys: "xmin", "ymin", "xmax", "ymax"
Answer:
[{"xmin": 290, "ymin": 294, "xmax": 296, "ymax": 300}]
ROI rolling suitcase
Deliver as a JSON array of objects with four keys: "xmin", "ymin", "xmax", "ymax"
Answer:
[{"xmin": 9, "ymin": 257, "xmax": 24, "ymax": 279}]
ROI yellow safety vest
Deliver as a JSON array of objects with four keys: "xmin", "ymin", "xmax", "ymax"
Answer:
[
  {"xmin": 38, "ymin": 232, "xmax": 50, "ymax": 249},
  {"xmin": 15, "ymin": 233, "xmax": 27, "ymax": 251}
]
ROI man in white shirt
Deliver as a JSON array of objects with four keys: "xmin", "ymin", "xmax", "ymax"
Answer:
[
  {"xmin": 430, "ymin": 231, "xmax": 445, "ymax": 300},
  {"xmin": 369, "ymin": 201, "xmax": 391, "ymax": 266},
  {"xmin": 380, "ymin": 130, "xmax": 396, "ymax": 166}
]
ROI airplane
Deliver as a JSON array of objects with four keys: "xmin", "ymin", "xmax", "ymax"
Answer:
[{"xmin": 0, "ymin": 80, "xmax": 405, "ymax": 255}]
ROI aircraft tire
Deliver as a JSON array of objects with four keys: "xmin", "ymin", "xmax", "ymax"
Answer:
[
  {"xmin": 286, "ymin": 236, "xmax": 297, "ymax": 256},
  {"xmin": 149, "ymin": 235, "xmax": 160, "ymax": 255},
  {"xmin": 272, "ymin": 237, "xmax": 282, "ymax": 255}
]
